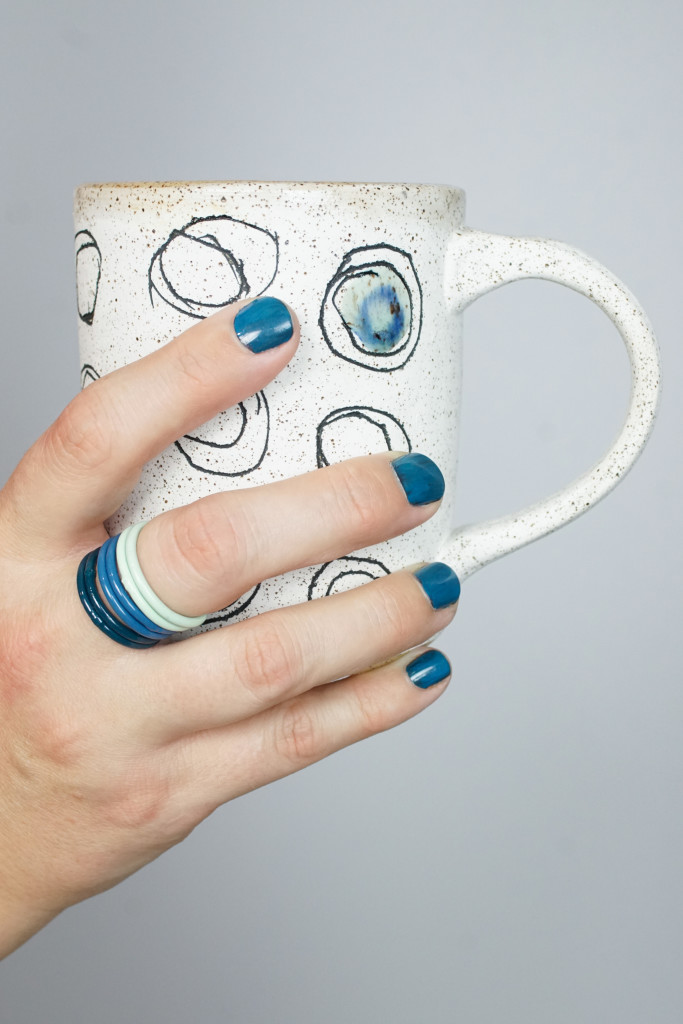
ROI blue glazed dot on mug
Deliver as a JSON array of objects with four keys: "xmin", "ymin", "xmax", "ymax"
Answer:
[
  {"xmin": 333, "ymin": 268, "xmax": 411, "ymax": 354},
  {"xmin": 356, "ymin": 281, "xmax": 406, "ymax": 351}
]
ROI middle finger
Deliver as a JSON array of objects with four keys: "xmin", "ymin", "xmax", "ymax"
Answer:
[{"xmin": 135, "ymin": 449, "xmax": 446, "ymax": 617}]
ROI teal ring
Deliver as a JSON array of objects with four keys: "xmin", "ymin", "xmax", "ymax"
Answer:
[{"xmin": 77, "ymin": 549, "xmax": 158, "ymax": 649}]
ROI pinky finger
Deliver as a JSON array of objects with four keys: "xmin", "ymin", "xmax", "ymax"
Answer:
[{"xmin": 180, "ymin": 647, "xmax": 452, "ymax": 810}]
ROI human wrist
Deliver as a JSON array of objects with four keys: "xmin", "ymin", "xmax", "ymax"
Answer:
[
  {"xmin": 0, "ymin": 890, "xmax": 58, "ymax": 959},
  {"xmin": 0, "ymin": 864, "xmax": 61, "ymax": 959}
]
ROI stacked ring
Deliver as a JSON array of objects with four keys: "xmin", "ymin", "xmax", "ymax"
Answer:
[
  {"xmin": 98, "ymin": 538, "xmax": 172, "ymax": 639},
  {"xmin": 77, "ymin": 549, "xmax": 159, "ymax": 649},
  {"xmin": 76, "ymin": 521, "xmax": 207, "ymax": 648}
]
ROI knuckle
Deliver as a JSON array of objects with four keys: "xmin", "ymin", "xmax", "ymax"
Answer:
[
  {"xmin": 31, "ymin": 709, "xmax": 90, "ymax": 771},
  {"xmin": 0, "ymin": 614, "xmax": 50, "ymax": 708},
  {"xmin": 275, "ymin": 697, "xmax": 321, "ymax": 766},
  {"xmin": 172, "ymin": 339, "xmax": 221, "ymax": 403},
  {"xmin": 44, "ymin": 383, "xmax": 115, "ymax": 475},
  {"xmin": 102, "ymin": 768, "xmax": 173, "ymax": 833},
  {"xmin": 168, "ymin": 499, "xmax": 246, "ymax": 585},
  {"xmin": 349, "ymin": 674, "xmax": 388, "ymax": 739},
  {"xmin": 0, "ymin": 614, "xmax": 91, "ymax": 774},
  {"xmin": 5, "ymin": 700, "xmax": 92, "ymax": 779},
  {"xmin": 235, "ymin": 619, "xmax": 303, "ymax": 704},
  {"xmin": 366, "ymin": 581, "xmax": 416, "ymax": 649},
  {"xmin": 334, "ymin": 462, "xmax": 382, "ymax": 537}
]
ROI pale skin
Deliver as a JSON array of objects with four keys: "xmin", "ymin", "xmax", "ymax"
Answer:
[{"xmin": 0, "ymin": 299, "xmax": 458, "ymax": 958}]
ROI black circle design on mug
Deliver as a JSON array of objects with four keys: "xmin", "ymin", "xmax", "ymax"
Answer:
[
  {"xmin": 319, "ymin": 244, "xmax": 423, "ymax": 372},
  {"xmin": 204, "ymin": 583, "xmax": 261, "ymax": 625},
  {"xmin": 148, "ymin": 215, "xmax": 279, "ymax": 319},
  {"xmin": 175, "ymin": 390, "xmax": 270, "ymax": 477},
  {"xmin": 316, "ymin": 406, "xmax": 412, "ymax": 468},
  {"xmin": 75, "ymin": 230, "xmax": 102, "ymax": 326},
  {"xmin": 308, "ymin": 556, "xmax": 391, "ymax": 601},
  {"xmin": 80, "ymin": 363, "xmax": 101, "ymax": 388}
]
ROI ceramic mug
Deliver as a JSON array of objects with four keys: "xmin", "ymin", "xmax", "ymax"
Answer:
[{"xmin": 73, "ymin": 181, "xmax": 660, "ymax": 630}]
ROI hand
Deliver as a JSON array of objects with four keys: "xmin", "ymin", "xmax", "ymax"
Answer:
[{"xmin": 0, "ymin": 298, "xmax": 459, "ymax": 957}]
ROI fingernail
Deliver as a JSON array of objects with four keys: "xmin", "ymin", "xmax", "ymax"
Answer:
[
  {"xmin": 390, "ymin": 453, "xmax": 445, "ymax": 506},
  {"xmin": 413, "ymin": 562, "xmax": 461, "ymax": 609},
  {"xmin": 234, "ymin": 297, "xmax": 294, "ymax": 353},
  {"xmin": 406, "ymin": 649, "xmax": 451, "ymax": 689}
]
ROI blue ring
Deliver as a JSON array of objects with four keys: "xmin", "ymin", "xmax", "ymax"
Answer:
[
  {"xmin": 77, "ymin": 549, "xmax": 159, "ymax": 649},
  {"xmin": 98, "ymin": 537, "xmax": 172, "ymax": 639},
  {"xmin": 102, "ymin": 536, "xmax": 170, "ymax": 635}
]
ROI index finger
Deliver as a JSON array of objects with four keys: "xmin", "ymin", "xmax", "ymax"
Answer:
[{"xmin": 4, "ymin": 297, "xmax": 299, "ymax": 551}]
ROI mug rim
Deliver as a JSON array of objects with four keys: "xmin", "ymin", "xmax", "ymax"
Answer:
[{"xmin": 75, "ymin": 179, "xmax": 464, "ymax": 192}]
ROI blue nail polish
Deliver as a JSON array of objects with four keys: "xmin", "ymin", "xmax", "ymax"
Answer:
[
  {"xmin": 413, "ymin": 562, "xmax": 461, "ymax": 609},
  {"xmin": 406, "ymin": 649, "xmax": 451, "ymax": 689},
  {"xmin": 234, "ymin": 297, "xmax": 293, "ymax": 353},
  {"xmin": 390, "ymin": 453, "xmax": 445, "ymax": 506}
]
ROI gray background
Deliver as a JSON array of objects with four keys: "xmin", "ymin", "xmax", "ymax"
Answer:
[{"xmin": 0, "ymin": 0, "xmax": 681, "ymax": 1021}]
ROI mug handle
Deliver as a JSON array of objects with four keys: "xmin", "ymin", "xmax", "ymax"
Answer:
[{"xmin": 440, "ymin": 227, "xmax": 661, "ymax": 579}]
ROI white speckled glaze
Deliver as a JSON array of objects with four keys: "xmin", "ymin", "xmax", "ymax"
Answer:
[{"xmin": 74, "ymin": 182, "xmax": 660, "ymax": 630}]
